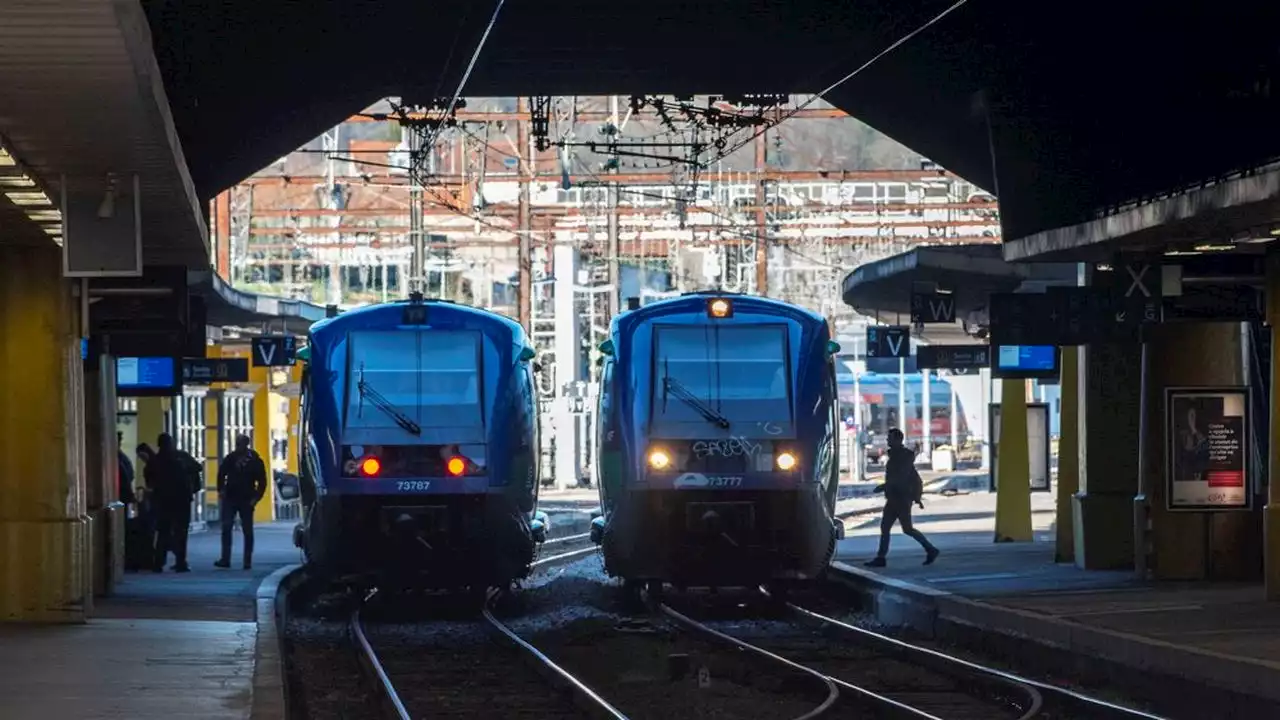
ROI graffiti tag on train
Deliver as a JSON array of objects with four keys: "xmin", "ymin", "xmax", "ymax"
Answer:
[{"xmin": 691, "ymin": 437, "xmax": 761, "ymax": 458}]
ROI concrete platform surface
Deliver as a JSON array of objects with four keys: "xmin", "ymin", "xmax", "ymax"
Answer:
[
  {"xmin": 0, "ymin": 521, "xmax": 300, "ymax": 719},
  {"xmin": 828, "ymin": 503, "xmax": 1280, "ymax": 711}
]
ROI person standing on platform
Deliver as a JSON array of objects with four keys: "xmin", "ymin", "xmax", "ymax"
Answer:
[
  {"xmin": 146, "ymin": 434, "xmax": 198, "ymax": 573},
  {"xmin": 865, "ymin": 427, "xmax": 940, "ymax": 568},
  {"xmin": 215, "ymin": 434, "xmax": 268, "ymax": 570}
]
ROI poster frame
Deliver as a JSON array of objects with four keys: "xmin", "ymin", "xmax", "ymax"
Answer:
[
  {"xmin": 1164, "ymin": 386, "xmax": 1251, "ymax": 512},
  {"xmin": 987, "ymin": 401, "xmax": 1052, "ymax": 493}
]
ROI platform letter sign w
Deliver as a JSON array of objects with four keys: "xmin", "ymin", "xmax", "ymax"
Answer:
[{"xmin": 911, "ymin": 292, "xmax": 956, "ymax": 324}]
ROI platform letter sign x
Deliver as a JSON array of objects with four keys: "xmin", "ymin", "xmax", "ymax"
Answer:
[{"xmin": 1125, "ymin": 264, "xmax": 1153, "ymax": 298}]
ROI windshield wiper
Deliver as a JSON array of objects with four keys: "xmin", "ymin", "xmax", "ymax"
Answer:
[
  {"xmin": 357, "ymin": 365, "xmax": 421, "ymax": 436},
  {"xmin": 662, "ymin": 371, "xmax": 730, "ymax": 430}
]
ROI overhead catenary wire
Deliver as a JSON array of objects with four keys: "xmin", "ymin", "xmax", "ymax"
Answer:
[{"xmin": 708, "ymin": 0, "xmax": 973, "ymax": 164}]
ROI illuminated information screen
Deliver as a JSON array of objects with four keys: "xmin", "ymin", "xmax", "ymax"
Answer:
[{"xmin": 117, "ymin": 357, "xmax": 176, "ymax": 389}]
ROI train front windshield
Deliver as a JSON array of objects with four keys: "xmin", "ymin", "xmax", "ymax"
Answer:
[
  {"xmin": 345, "ymin": 329, "xmax": 484, "ymax": 430},
  {"xmin": 650, "ymin": 324, "xmax": 791, "ymax": 430}
]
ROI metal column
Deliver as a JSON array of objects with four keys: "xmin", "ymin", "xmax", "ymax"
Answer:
[{"xmin": 553, "ymin": 242, "xmax": 581, "ymax": 490}]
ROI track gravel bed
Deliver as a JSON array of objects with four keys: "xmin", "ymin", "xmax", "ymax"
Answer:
[{"xmin": 666, "ymin": 592, "xmax": 1030, "ymax": 720}]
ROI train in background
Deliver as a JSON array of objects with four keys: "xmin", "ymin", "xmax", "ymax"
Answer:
[
  {"xmin": 292, "ymin": 293, "xmax": 546, "ymax": 592},
  {"xmin": 591, "ymin": 292, "xmax": 843, "ymax": 598}
]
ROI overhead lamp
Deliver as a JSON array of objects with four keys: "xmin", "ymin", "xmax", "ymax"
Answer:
[
  {"xmin": 0, "ymin": 148, "xmax": 13, "ymax": 166},
  {"xmin": 1193, "ymin": 244, "xmax": 1235, "ymax": 252},
  {"xmin": 4, "ymin": 191, "xmax": 50, "ymax": 206},
  {"xmin": 0, "ymin": 175, "xmax": 35, "ymax": 188},
  {"xmin": 25, "ymin": 210, "xmax": 60, "ymax": 222}
]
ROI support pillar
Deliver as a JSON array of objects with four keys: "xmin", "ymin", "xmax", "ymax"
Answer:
[
  {"xmin": 1144, "ymin": 322, "xmax": 1255, "ymax": 580},
  {"xmin": 0, "ymin": 244, "xmax": 92, "ymax": 622},
  {"xmin": 251, "ymin": 362, "xmax": 275, "ymax": 523},
  {"xmin": 1268, "ymin": 253, "xmax": 1280, "ymax": 598},
  {"xmin": 1073, "ymin": 340, "xmax": 1142, "ymax": 569},
  {"xmin": 85, "ymin": 354, "xmax": 124, "ymax": 596},
  {"xmin": 553, "ymin": 241, "xmax": 581, "ymax": 490},
  {"xmin": 286, "ymin": 363, "xmax": 303, "ymax": 478},
  {"xmin": 1056, "ymin": 346, "xmax": 1080, "ymax": 563},
  {"xmin": 994, "ymin": 378, "xmax": 1033, "ymax": 542}
]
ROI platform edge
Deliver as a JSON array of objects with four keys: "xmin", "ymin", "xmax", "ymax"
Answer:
[
  {"xmin": 827, "ymin": 562, "xmax": 1280, "ymax": 705},
  {"xmin": 252, "ymin": 564, "xmax": 305, "ymax": 720}
]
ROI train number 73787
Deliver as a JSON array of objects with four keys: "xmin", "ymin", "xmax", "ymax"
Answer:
[{"xmin": 395, "ymin": 480, "xmax": 432, "ymax": 491}]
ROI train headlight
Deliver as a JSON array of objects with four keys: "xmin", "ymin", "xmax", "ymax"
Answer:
[
  {"xmin": 359, "ymin": 456, "xmax": 382, "ymax": 477},
  {"xmin": 775, "ymin": 451, "xmax": 798, "ymax": 471},
  {"xmin": 707, "ymin": 297, "xmax": 733, "ymax": 319},
  {"xmin": 647, "ymin": 448, "xmax": 671, "ymax": 470},
  {"xmin": 446, "ymin": 456, "xmax": 466, "ymax": 477}
]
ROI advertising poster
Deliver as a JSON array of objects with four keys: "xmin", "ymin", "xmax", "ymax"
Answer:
[{"xmin": 1166, "ymin": 388, "xmax": 1249, "ymax": 511}]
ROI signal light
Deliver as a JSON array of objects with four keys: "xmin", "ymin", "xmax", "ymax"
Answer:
[
  {"xmin": 707, "ymin": 297, "xmax": 733, "ymax": 319},
  {"xmin": 775, "ymin": 451, "xmax": 797, "ymax": 471},
  {"xmin": 647, "ymin": 448, "xmax": 671, "ymax": 470},
  {"xmin": 446, "ymin": 456, "xmax": 466, "ymax": 477},
  {"xmin": 360, "ymin": 456, "xmax": 382, "ymax": 477}
]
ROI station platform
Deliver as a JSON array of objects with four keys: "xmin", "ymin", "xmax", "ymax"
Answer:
[
  {"xmin": 0, "ymin": 522, "xmax": 299, "ymax": 719},
  {"xmin": 830, "ymin": 493, "xmax": 1280, "ymax": 716}
]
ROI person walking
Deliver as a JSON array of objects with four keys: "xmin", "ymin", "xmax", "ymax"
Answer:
[
  {"xmin": 865, "ymin": 428, "xmax": 939, "ymax": 567},
  {"xmin": 215, "ymin": 434, "xmax": 268, "ymax": 570}
]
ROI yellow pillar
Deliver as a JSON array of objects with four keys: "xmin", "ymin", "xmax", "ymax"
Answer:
[
  {"xmin": 0, "ymin": 244, "xmax": 91, "ymax": 622},
  {"xmin": 1264, "ymin": 253, "xmax": 1280, "ymax": 598},
  {"xmin": 135, "ymin": 397, "xmax": 166, "ymax": 472},
  {"xmin": 286, "ymin": 363, "xmax": 302, "ymax": 477},
  {"xmin": 250, "ymin": 361, "xmax": 275, "ymax": 523},
  {"xmin": 1056, "ymin": 347, "xmax": 1080, "ymax": 563},
  {"xmin": 994, "ymin": 378, "xmax": 1034, "ymax": 542}
]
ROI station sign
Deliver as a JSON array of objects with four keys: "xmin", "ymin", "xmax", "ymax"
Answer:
[
  {"xmin": 866, "ymin": 325, "xmax": 910, "ymax": 359},
  {"xmin": 916, "ymin": 344, "xmax": 990, "ymax": 370},
  {"xmin": 252, "ymin": 336, "xmax": 298, "ymax": 367},
  {"xmin": 910, "ymin": 292, "xmax": 956, "ymax": 324},
  {"xmin": 1112, "ymin": 257, "xmax": 1163, "ymax": 326},
  {"xmin": 183, "ymin": 357, "xmax": 250, "ymax": 384}
]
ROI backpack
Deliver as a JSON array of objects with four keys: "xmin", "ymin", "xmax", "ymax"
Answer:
[
  {"xmin": 224, "ymin": 450, "xmax": 263, "ymax": 497},
  {"xmin": 178, "ymin": 451, "xmax": 204, "ymax": 496}
]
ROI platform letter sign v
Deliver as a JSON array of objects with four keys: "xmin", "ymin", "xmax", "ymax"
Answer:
[
  {"xmin": 885, "ymin": 331, "xmax": 905, "ymax": 357},
  {"xmin": 255, "ymin": 339, "xmax": 276, "ymax": 367},
  {"xmin": 1125, "ymin": 264, "xmax": 1153, "ymax": 298}
]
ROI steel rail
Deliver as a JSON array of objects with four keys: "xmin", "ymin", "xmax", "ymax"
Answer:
[
  {"xmin": 654, "ymin": 599, "xmax": 841, "ymax": 720},
  {"xmin": 788, "ymin": 592, "xmax": 1166, "ymax": 719}
]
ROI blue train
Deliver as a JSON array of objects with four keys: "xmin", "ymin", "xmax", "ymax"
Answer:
[
  {"xmin": 291, "ymin": 294, "xmax": 545, "ymax": 590},
  {"xmin": 592, "ymin": 292, "xmax": 844, "ymax": 597}
]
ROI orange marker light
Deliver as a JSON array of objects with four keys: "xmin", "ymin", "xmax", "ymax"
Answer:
[
  {"xmin": 446, "ymin": 456, "xmax": 466, "ymax": 476},
  {"xmin": 708, "ymin": 298, "xmax": 731, "ymax": 318},
  {"xmin": 360, "ymin": 456, "xmax": 382, "ymax": 477}
]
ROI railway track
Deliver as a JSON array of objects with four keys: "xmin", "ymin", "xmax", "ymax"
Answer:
[
  {"xmin": 654, "ymin": 589, "xmax": 1166, "ymax": 720},
  {"xmin": 351, "ymin": 536, "xmax": 620, "ymax": 719}
]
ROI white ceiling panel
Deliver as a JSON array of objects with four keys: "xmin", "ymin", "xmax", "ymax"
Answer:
[{"xmin": 0, "ymin": 0, "xmax": 207, "ymax": 267}]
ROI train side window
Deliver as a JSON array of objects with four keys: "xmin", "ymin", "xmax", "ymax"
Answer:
[{"xmin": 597, "ymin": 360, "xmax": 615, "ymax": 449}]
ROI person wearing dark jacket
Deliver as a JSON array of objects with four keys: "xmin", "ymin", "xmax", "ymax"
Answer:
[
  {"xmin": 215, "ymin": 434, "xmax": 268, "ymax": 570},
  {"xmin": 865, "ymin": 428, "xmax": 939, "ymax": 567},
  {"xmin": 117, "ymin": 432, "xmax": 136, "ymax": 506},
  {"xmin": 146, "ymin": 434, "xmax": 199, "ymax": 572}
]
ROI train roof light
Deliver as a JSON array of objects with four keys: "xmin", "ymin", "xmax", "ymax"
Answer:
[
  {"xmin": 707, "ymin": 297, "xmax": 733, "ymax": 319},
  {"xmin": 446, "ymin": 456, "xmax": 466, "ymax": 477},
  {"xmin": 359, "ymin": 456, "xmax": 382, "ymax": 477}
]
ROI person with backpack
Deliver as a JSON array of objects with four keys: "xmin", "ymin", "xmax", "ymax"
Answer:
[
  {"xmin": 215, "ymin": 434, "xmax": 268, "ymax": 570},
  {"xmin": 865, "ymin": 427, "xmax": 940, "ymax": 568},
  {"xmin": 146, "ymin": 433, "xmax": 200, "ymax": 572}
]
